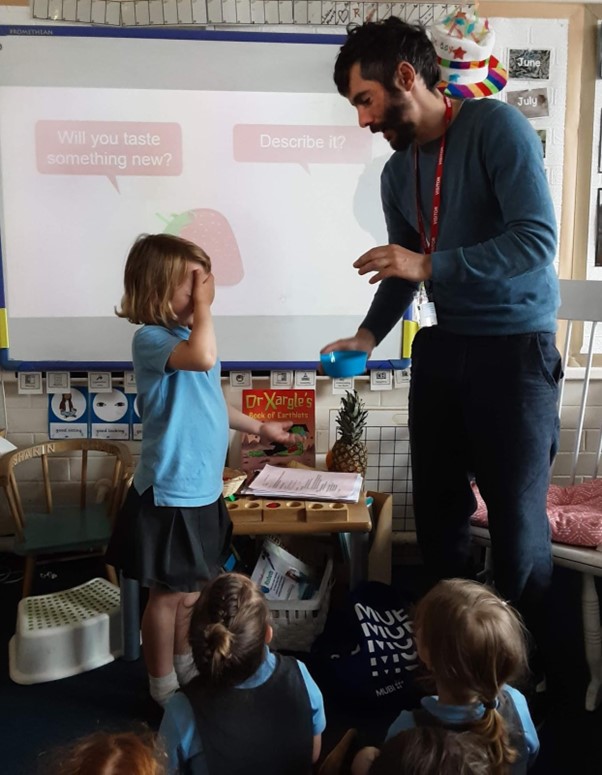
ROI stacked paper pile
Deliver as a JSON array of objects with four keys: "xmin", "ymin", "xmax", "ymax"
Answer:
[{"xmin": 242, "ymin": 464, "xmax": 363, "ymax": 503}]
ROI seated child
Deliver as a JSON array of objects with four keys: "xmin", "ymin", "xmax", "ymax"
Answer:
[
  {"xmin": 367, "ymin": 726, "xmax": 492, "ymax": 775},
  {"xmin": 352, "ymin": 578, "xmax": 539, "ymax": 775},
  {"xmin": 159, "ymin": 572, "xmax": 326, "ymax": 774},
  {"xmin": 47, "ymin": 729, "xmax": 166, "ymax": 774}
]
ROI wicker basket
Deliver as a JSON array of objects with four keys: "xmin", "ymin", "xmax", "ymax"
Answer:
[
  {"xmin": 222, "ymin": 467, "xmax": 246, "ymax": 498},
  {"xmin": 268, "ymin": 557, "xmax": 333, "ymax": 652}
]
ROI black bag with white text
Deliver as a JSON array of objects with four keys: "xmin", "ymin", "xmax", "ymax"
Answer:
[{"xmin": 311, "ymin": 581, "xmax": 421, "ymax": 710}]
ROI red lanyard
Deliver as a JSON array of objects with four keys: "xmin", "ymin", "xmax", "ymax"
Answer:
[{"xmin": 414, "ymin": 95, "xmax": 452, "ymax": 255}]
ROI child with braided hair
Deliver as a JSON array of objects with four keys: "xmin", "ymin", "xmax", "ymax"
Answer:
[
  {"xmin": 108, "ymin": 234, "xmax": 298, "ymax": 707},
  {"xmin": 352, "ymin": 579, "xmax": 539, "ymax": 775},
  {"xmin": 158, "ymin": 572, "xmax": 325, "ymax": 775}
]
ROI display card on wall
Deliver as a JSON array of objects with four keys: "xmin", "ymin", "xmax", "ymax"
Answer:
[
  {"xmin": 18, "ymin": 372, "xmax": 43, "ymax": 395},
  {"xmin": 48, "ymin": 386, "xmax": 89, "ymax": 439},
  {"xmin": 508, "ymin": 49, "xmax": 551, "ymax": 80},
  {"xmin": 46, "ymin": 371, "xmax": 71, "ymax": 394},
  {"xmin": 536, "ymin": 130, "xmax": 547, "ymax": 159},
  {"xmin": 90, "ymin": 387, "xmax": 130, "ymax": 439},
  {"xmin": 129, "ymin": 394, "xmax": 143, "ymax": 440},
  {"xmin": 506, "ymin": 88, "xmax": 549, "ymax": 119},
  {"xmin": 123, "ymin": 372, "xmax": 137, "ymax": 393}
]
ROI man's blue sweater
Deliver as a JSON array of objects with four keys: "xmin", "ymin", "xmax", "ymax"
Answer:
[{"xmin": 361, "ymin": 98, "xmax": 559, "ymax": 342}]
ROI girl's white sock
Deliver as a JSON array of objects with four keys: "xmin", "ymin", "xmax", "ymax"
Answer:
[
  {"xmin": 174, "ymin": 651, "xmax": 199, "ymax": 686},
  {"xmin": 149, "ymin": 668, "xmax": 179, "ymax": 707}
]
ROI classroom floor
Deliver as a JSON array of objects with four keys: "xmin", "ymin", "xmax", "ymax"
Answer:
[{"xmin": 0, "ymin": 552, "xmax": 599, "ymax": 774}]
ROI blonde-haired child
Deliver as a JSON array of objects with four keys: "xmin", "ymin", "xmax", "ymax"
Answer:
[
  {"xmin": 368, "ymin": 726, "xmax": 492, "ymax": 775},
  {"xmin": 353, "ymin": 579, "xmax": 538, "ymax": 775},
  {"xmin": 107, "ymin": 234, "xmax": 298, "ymax": 707},
  {"xmin": 159, "ymin": 572, "xmax": 325, "ymax": 774}
]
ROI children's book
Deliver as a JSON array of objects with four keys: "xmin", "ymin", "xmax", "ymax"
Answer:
[{"xmin": 241, "ymin": 388, "xmax": 315, "ymax": 477}]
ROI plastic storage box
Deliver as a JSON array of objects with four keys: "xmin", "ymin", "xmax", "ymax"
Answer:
[{"xmin": 268, "ymin": 557, "xmax": 333, "ymax": 652}]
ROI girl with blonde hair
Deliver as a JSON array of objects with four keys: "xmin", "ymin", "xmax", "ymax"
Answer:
[
  {"xmin": 353, "ymin": 578, "xmax": 538, "ymax": 775},
  {"xmin": 107, "ymin": 234, "xmax": 298, "ymax": 707},
  {"xmin": 368, "ymin": 726, "xmax": 492, "ymax": 775},
  {"xmin": 159, "ymin": 572, "xmax": 325, "ymax": 774}
]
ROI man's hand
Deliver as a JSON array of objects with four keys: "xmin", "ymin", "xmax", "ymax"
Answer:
[
  {"xmin": 321, "ymin": 329, "xmax": 376, "ymax": 357},
  {"xmin": 354, "ymin": 244, "xmax": 432, "ymax": 284}
]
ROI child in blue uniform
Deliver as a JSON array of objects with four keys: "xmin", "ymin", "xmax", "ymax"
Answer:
[
  {"xmin": 48, "ymin": 729, "xmax": 166, "ymax": 775},
  {"xmin": 107, "ymin": 234, "xmax": 298, "ymax": 707},
  {"xmin": 367, "ymin": 726, "xmax": 492, "ymax": 775},
  {"xmin": 352, "ymin": 579, "xmax": 539, "ymax": 775},
  {"xmin": 159, "ymin": 572, "xmax": 326, "ymax": 774}
]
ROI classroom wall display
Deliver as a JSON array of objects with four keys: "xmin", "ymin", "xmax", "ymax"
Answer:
[
  {"xmin": 536, "ymin": 130, "xmax": 547, "ymax": 160},
  {"xmin": 31, "ymin": 1, "xmax": 461, "ymax": 28},
  {"xmin": 17, "ymin": 372, "xmax": 43, "ymax": 395},
  {"xmin": 0, "ymin": 22, "xmax": 401, "ymax": 368},
  {"xmin": 508, "ymin": 49, "xmax": 551, "ymax": 80},
  {"xmin": 90, "ymin": 387, "xmax": 130, "ymax": 440},
  {"xmin": 493, "ymin": 15, "xmax": 567, "ymax": 270},
  {"xmin": 48, "ymin": 387, "xmax": 89, "ymax": 439},
  {"xmin": 129, "ymin": 394, "xmax": 142, "ymax": 440},
  {"xmin": 505, "ymin": 88, "xmax": 549, "ymax": 120},
  {"xmin": 240, "ymin": 388, "xmax": 315, "ymax": 476},
  {"xmin": 46, "ymin": 371, "xmax": 71, "ymax": 393}
]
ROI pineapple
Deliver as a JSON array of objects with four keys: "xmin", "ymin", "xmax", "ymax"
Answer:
[{"xmin": 330, "ymin": 390, "xmax": 368, "ymax": 477}]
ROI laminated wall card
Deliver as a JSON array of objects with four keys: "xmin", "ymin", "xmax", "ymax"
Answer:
[
  {"xmin": 48, "ymin": 386, "xmax": 89, "ymax": 439},
  {"xmin": 90, "ymin": 387, "xmax": 130, "ymax": 440},
  {"xmin": 129, "ymin": 393, "xmax": 143, "ymax": 440},
  {"xmin": 241, "ymin": 388, "xmax": 315, "ymax": 477}
]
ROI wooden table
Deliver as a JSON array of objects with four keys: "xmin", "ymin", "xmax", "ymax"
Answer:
[{"xmin": 121, "ymin": 499, "xmax": 372, "ymax": 661}]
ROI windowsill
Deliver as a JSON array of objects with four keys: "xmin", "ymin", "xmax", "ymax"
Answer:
[{"xmin": 564, "ymin": 366, "xmax": 602, "ymax": 379}]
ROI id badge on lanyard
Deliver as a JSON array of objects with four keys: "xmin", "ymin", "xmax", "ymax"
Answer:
[
  {"xmin": 414, "ymin": 95, "xmax": 452, "ymax": 329},
  {"xmin": 417, "ymin": 290, "xmax": 438, "ymax": 328}
]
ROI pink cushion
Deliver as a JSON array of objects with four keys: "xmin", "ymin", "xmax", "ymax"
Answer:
[{"xmin": 471, "ymin": 480, "xmax": 602, "ymax": 548}]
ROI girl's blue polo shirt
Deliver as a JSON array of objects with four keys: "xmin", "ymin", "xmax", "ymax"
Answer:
[{"xmin": 132, "ymin": 324, "xmax": 228, "ymax": 507}]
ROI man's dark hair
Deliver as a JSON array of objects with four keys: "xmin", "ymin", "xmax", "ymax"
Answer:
[{"xmin": 334, "ymin": 17, "xmax": 440, "ymax": 96}]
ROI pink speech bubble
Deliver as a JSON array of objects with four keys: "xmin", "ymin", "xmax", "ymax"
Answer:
[
  {"xmin": 233, "ymin": 125, "xmax": 372, "ymax": 171},
  {"xmin": 36, "ymin": 120, "xmax": 182, "ymax": 191}
]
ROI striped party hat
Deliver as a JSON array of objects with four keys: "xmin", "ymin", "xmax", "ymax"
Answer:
[{"xmin": 430, "ymin": 6, "xmax": 508, "ymax": 98}]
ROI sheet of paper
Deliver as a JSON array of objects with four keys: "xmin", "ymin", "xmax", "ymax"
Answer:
[{"xmin": 243, "ymin": 464, "xmax": 362, "ymax": 502}]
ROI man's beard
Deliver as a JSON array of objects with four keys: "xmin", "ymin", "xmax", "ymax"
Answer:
[{"xmin": 372, "ymin": 101, "xmax": 416, "ymax": 151}]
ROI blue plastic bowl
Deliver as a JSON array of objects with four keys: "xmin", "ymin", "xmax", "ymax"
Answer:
[{"xmin": 320, "ymin": 350, "xmax": 368, "ymax": 378}]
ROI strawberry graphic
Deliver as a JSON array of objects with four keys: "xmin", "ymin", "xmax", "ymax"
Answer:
[{"xmin": 159, "ymin": 209, "xmax": 244, "ymax": 285}]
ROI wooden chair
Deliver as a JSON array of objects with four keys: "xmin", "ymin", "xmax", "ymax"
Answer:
[
  {"xmin": 0, "ymin": 438, "xmax": 133, "ymax": 598},
  {"xmin": 471, "ymin": 279, "xmax": 602, "ymax": 711}
]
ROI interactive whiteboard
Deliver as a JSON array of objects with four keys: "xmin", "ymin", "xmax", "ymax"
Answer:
[{"xmin": 0, "ymin": 25, "xmax": 398, "ymax": 368}]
